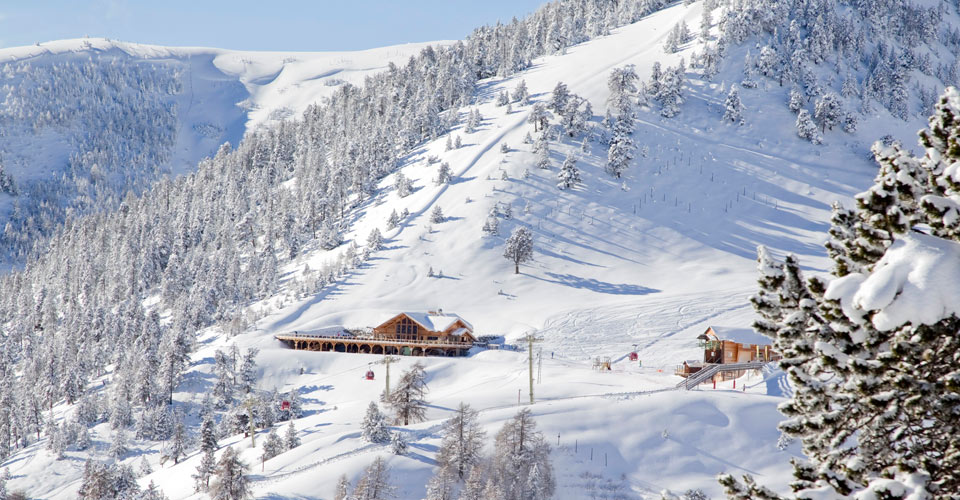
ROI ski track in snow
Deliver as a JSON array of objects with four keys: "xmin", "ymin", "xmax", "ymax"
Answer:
[{"xmin": 537, "ymin": 288, "xmax": 753, "ymax": 364}]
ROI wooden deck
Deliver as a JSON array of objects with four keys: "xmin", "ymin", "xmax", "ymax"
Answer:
[{"xmin": 274, "ymin": 332, "xmax": 473, "ymax": 357}]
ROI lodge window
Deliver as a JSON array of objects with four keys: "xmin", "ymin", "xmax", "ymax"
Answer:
[{"xmin": 396, "ymin": 318, "xmax": 419, "ymax": 340}]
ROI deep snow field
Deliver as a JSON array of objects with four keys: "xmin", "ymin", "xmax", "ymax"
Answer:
[{"xmin": 0, "ymin": 1, "xmax": 944, "ymax": 498}]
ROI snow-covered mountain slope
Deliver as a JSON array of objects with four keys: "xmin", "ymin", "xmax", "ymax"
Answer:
[
  {"xmin": 4, "ymin": 0, "xmax": 959, "ymax": 498},
  {"xmin": 255, "ymin": 0, "xmax": 931, "ymax": 351},
  {"xmin": 0, "ymin": 38, "xmax": 437, "ymax": 265}
]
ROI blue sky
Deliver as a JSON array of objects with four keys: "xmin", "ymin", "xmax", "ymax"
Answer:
[{"xmin": 0, "ymin": 1, "xmax": 548, "ymax": 51}]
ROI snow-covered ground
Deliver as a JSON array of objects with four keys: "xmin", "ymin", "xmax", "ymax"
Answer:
[{"xmin": 1, "ymin": 1, "xmax": 943, "ymax": 498}]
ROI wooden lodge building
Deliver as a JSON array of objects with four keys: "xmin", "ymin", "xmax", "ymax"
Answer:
[
  {"xmin": 275, "ymin": 311, "xmax": 476, "ymax": 357},
  {"xmin": 676, "ymin": 326, "xmax": 779, "ymax": 380}
]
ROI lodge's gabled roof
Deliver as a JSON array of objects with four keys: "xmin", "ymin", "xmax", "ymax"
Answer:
[
  {"xmin": 377, "ymin": 311, "xmax": 474, "ymax": 333},
  {"xmin": 701, "ymin": 326, "xmax": 770, "ymax": 346}
]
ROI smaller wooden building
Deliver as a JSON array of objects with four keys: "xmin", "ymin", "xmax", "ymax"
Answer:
[
  {"xmin": 698, "ymin": 326, "xmax": 777, "ymax": 365},
  {"xmin": 675, "ymin": 326, "xmax": 778, "ymax": 379}
]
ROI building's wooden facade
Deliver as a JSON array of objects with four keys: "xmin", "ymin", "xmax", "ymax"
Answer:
[
  {"xmin": 675, "ymin": 326, "xmax": 779, "ymax": 380},
  {"xmin": 275, "ymin": 311, "xmax": 476, "ymax": 357}
]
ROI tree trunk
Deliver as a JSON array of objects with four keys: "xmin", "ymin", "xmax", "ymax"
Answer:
[{"xmin": 514, "ymin": 262, "xmax": 519, "ymax": 274}]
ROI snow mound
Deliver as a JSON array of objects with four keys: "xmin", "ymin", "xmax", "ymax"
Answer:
[{"xmin": 825, "ymin": 232, "xmax": 960, "ymax": 331}]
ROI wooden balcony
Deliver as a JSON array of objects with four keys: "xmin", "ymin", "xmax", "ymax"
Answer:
[{"xmin": 274, "ymin": 331, "xmax": 473, "ymax": 357}]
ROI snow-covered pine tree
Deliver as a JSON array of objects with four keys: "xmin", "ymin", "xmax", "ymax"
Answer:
[
  {"xmin": 454, "ymin": 136, "xmax": 463, "ymax": 149},
  {"xmin": 823, "ymin": 202, "xmax": 863, "ymax": 277},
  {"xmin": 528, "ymin": 103, "xmax": 550, "ymax": 133},
  {"xmin": 557, "ymin": 154, "xmax": 581, "ymax": 189},
  {"xmin": 788, "ymin": 85, "xmax": 805, "ymax": 114},
  {"xmin": 362, "ymin": 402, "xmax": 391, "ymax": 443},
  {"xmin": 78, "ymin": 460, "xmax": 114, "ymax": 500},
  {"xmin": 842, "ymin": 112, "xmax": 857, "ymax": 133},
  {"xmin": 663, "ymin": 21, "xmax": 689, "ymax": 53},
  {"xmin": 436, "ymin": 402, "xmax": 486, "ymax": 480},
  {"xmin": 0, "ymin": 467, "xmax": 8, "ymax": 500},
  {"xmin": 501, "ymin": 202, "xmax": 512, "ymax": 220},
  {"xmin": 0, "ymin": 164, "xmax": 15, "ymax": 195},
  {"xmin": 740, "ymin": 52, "xmax": 758, "ymax": 89},
  {"xmin": 699, "ymin": 7, "xmax": 713, "ymax": 42},
  {"xmin": 262, "ymin": 427, "xmax": 283, "ymax": 461},
  {"xmin": 435, "ymin": 162, "xmax": 453, "ymax": 185},
  {"xmin": 390, "ymin": 431, "xmax": 407, "ymax": 455},
  {"xmin": 334, "ymin": 475, "xmax": 350, "ymax": 500},
  {"xmin": 795, "ymin": 110, "xmax": 821, "ymax": 144},
  {"xmin": 721, "ymin": 86, "xmax": 960, "ymax": 500},
  {"xmin": 482, "ymin": 208, "xmax": 500, "ymax": 237},
  {"xmin": 656, "ymin": 62, "xmax": 685, "ymax": 118},
  {"xmin": 813, "ymin": 92, "xmax": 844, "ymax": 133},
  {"xmin": 606, "ymin": 119, "xmax": 634, "ymax": 178},
  {"xmin": 109, "ymin": 428, "xmax": 129, "ymax": 461},
  {"xmin": 607, "ymin": 65, "xmax": 638, "ymax": 129},
  {"xmin": 425, "ymin": 467, "xmax": 455, "ymax": 500},
  {"xmin": 465, "ymin": 109, "xmax": 481, "ymax": 133},
  {"xmin": 512, "ymin": 80, "xmax": 529, "ymax": 105},
  {"xmin": 548, "ymin": 82, "xmax": 570, "ymax": 114},
  {"xmin": 142, "ymin": 481, "xmax": 169, "ymax": 500},
  {"xmin": 138, "ymin": 457, "xmax": 153, "ymax": 477},
  {"xmin": 193, "ymin": 449, "xmax": 217, "ymax": 493},
  {"xmin": 210, "ymin": 447, "xmax": 251, "ymax": 500},
  {"xmin": 284, "ymin": 420, "xmax": 300, "ymax": 450},
  {"xmin": 430, "ymin": 205, "xmax": 446, "ymax": 224},
  {"xmin": 489, "ymin": 409, "xmax": 554, "ymax": 500},
  {"xmin": 749, "ymin": 246, "xmax": 785, "ymax": 339},
  {"xmin": 367, "ymin": 228, "xmax": 384, "ymax": 251},
  {"xmin": 496, "ymin": 90, "xmax": 510, "ymax": 107},
  {"xmin": 167, "ymin": 410, "xmax": 188, "ymax": 464},
  {"xmin": 387, "ymin": 363, "xmax": 428, "ymax": 426},
  {"xmin": 536, "ymin": 139, "xmax": 551, "ymax": 170},
  {"xmin": 352, "ymin": 456, "xmax": 395, "ymax": 500},
  {"xmin": 198, "ymin": 413, "xmax": 218, "ymax": 454},
  {"xmin": 212, "ymin": 349, "xmax": 235, "ymax": 410},
  {"xmin": 394, "ymin": 172, "xmax": 412, "ymax": 198},
  {"xmin": 386, "ymin": 209, "xmax": 400, "ymax": 231},
  {"xmin": 76, "ymin": 425, "xmax": 92, "ymax": 451},
  {"xmin": 503, "ymin": 227, "xmax": 534, "ymax": 274},
  {"xmin": 722, "ymin": 88, "xmax": 744, "ymax": 125},
  {"xmin": 840, "ymin": 73, "xmax": 859, "ymax": 98},
  {"xmin": 459, "ymin": 464, "xmax": 487, "ymax": 500}
]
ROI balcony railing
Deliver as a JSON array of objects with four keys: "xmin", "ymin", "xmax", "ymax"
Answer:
[{"xmin": 275, "ymin": 332, "xmax": 473, "ymax": 347}]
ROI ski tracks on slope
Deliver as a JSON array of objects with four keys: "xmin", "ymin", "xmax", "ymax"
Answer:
[{"xmin": 536, "ymin": 288, "xmax": 752, "ymax": 363}]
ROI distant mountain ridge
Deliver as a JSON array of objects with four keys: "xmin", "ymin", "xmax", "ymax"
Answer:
[{"xmin": 0, "ymin": 38, "xmax": 439, "ymax": 265}]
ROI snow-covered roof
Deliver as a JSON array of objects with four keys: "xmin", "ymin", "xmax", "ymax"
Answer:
[
  {"xmin": 449, "ymin": 327, "xmax": 472, "ymax": 337},
  {"xmin": 386, "ymin": 312, "xmax": 474, "ymax": 333},
  {"xmin": 684, "ymin": 360, "xmax": 703, "ymax": 367},
  {"xmin": 706, "ymin": 326, "xmax": 770, "ymax": 346}
]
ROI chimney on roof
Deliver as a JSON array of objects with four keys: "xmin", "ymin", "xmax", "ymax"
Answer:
[{"xmin": 438, "ymin": 308, "xmax": 444, "ymax": 315}]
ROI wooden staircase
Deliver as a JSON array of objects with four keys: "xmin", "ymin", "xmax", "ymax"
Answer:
[{"xmin": 675, "ymin": 361, "xmax": 768, "ymax": 390}]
